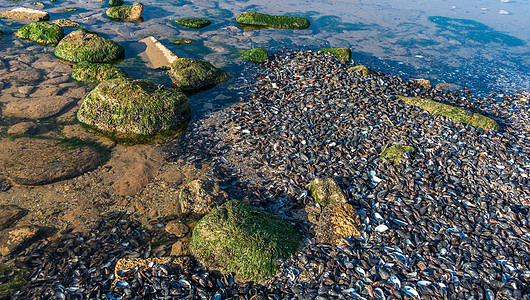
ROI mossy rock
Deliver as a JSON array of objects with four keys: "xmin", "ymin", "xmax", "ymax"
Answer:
[
  {"xmin": 191, "ymin": 200, "xmax": 302, "ymax": 283},
  {"xmin": 106, "ymin": 3, "xmax": 143, "ymax": 20},
  {"xmin": 308, "ymin": 178, "xmax": 347, "ymax": 207},
  {"xmin": 398, "ymin": 96, "xmax": 499, "ymax": 131},
  {"xmin": 348, "ymin": 65, "xmax": 370, "ymax": 77},
  {"xmin": 238, "ymin": 48, "xmax": 269, "ymax": 63},
  {"xmin": 55, "ymin": 29, "xmax": 125, "ymax": 63},
  {"xmin": 77, "ymin": 78, "xmax": 190, "ymax": 135},
  {"xmin": 380, "ymin": 144, "xmax": 415, "ymax": 164},
  {"xmin": 109, "ymin": 0, "xmax": 123, "ymax": 7},
  {"xmin": 236, "ymin": 11, "xmax": 310, "ymax": 30},
  {"xmin": 0, "ymin": 265, "xmax": 26, "ymax": 299},
  {"xmin": 174, "ymin": 18, "xmax": 211, "ymax": 29},
  {"xmin": 14, "ymin": 22, "xmax": 64, "ymax": 45},
  {"xmin": 171, "ymin": 38, "xmax": 196, "ymax": 45},
  {"xmin": 317, "ymin": 47, "xmax": 351, "ymax": 62},
  {"xmin": 72, "ymin": 62, "xmax": 129, "ymax": 83},
  {"xmin": 170, "ymin": 58, "xmax": 231, "ymax": 91}
]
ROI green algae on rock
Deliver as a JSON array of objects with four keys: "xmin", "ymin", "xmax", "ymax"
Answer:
[
  {"xmin": 108, "ymin": 0, "xmax": 124, "ymax": 7},
  {"xmin": 398, "ymin": 96, "xmax": 499, "ymax": 131},
  {"xmin": 174, "ymin": 18, "xmax": 211, "ymax": 29},
  {"xmin": 308, "ymin": 178, "xmax": 347, "ymax": 208},
  {"xmin": 380, "ymin": 144, "xmax": 415, "ymax": 164},
  {"xmin": 191, "ymin": 200, "xmax": 302, "ymax": 283},
  {"xmin": 238, "ymin": 48, "xmax": 269, "ymax": 63},
  {"xmin": 77, "ymin": 78, "xmax": 190, "ymax": 135},
  {"xmin": 0, "ymin": 265, "xmax": 26, "ymax": 298},
  {"xmin": 72, "ymin": 62, "xmax": 129, "ymax": 83},
  {"xmin": 236, "ymin": 11, "xmax": 310, "ymax": 30},
  {"xmin": 317, "ymin": 47, "xmax": 351, "ymax": 62},
  {"xmin": 106, "ymin": 2, "xmax": 143, "ymax": 21},
  {"xmin": 55, "ymin": 29, "xmax": 125, "ymax": 63},
  {"xmin": 170, "ymin": 58, "xmax": 231, "ymax": 91},
  {"xmin": 348, "ymin": 65, "xmax": 370, "ymax": 77},
  {"xmin": 14, "ymin": 22, "xmax": 64, "ymax": 45},
  {"xmin": 171, "ymin": 38, "xmax": 196, "ymax": 45}
]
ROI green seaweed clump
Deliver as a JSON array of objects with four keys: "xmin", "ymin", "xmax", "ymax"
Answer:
[
  {"xmin": 317, "ymin": 47, "xmax": 351, "ymax": 62},
  {"xmin": 170, "ymin": 58, "xmax": 231, "ymax": 91},
  {"xmin": 398, "ymin": 96, "xmax": 499, "ymax": 131},
  {"xmin": 380, "ymin": 144, "xmax": 415, "ymax": 164},
  {"xmin": 0, "ymin": 265, "xmax": 26, "ymax": 299},
  {"xmin": 348, "ymin": 65, "xmax": 370, "ymax": 77},
  {"xmin": 238, "ymin": 48, "xmax": 269, "ymax": 63},
  {"xmin": 14, "ymin": 22, "xmax": 64, "ymax": 45},
  {"xmin": 55, "ymin": 29, "xmax": 125, "ymax": 63},
  {"xmin": 106, "ymin": 3, "xmax": 143, "ymax": 21},
  {"xmin": 109, "ymin": 0, "xmax": 123, "ymax": 7},
  {"xmin": 171, "ymin": 38, "xmax": 196, "ymax": 45},
  {"xmin": 72, "ymin": 62, "xmax": 129, "ymax": 83},
  {"xmin": 236, "ymin": 11, "xmax": 310, "ymax": 30},
  {"xmin": 174, "ymin": 18, "xmax": 211, "ymax": 29},
  {"xmin": 191, "ymin": 200, "xmax": 302, "ymax": 283}
]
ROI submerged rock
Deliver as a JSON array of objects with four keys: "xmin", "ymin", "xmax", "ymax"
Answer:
[
  {"xmin": 51, "ymin": 18, "xmax": 80, "ymax": 28},
  {"xmin": 106, "ymin": 3, "xmax": 144, "ymax": 21},
  {"xmin": 7, "ymin": 122, "xmax": 40, "ymax": 135},
  {"xmin": 2, "ymin": 95, "xmax": 75, "ymax": 120},
  {"xmin": 315, "ymin": 202, "xmax": 361, "ymax": 246},
  {"xmin": 236, "ymin": 11, "xmax": 310, "ymax": 30},
  {"xmin": 77, "ymin": 78, "xmax": 190, "ymax": 135},
  {"xmin": 170, "ymin": 58, "xmax": 231, "ymax": 91},
  {"xmin": 171, "ymin": 38, "xmax": 196, "ymax": 45},
  {"xmin": 177, "ymin": 178, "xmax": 228, "ymax": 218},
  {"xmin": 0, "ymin": 7, "xmax": 49, "ymax": 21},
  {"xmin": 308, "ymin": 177, "xmax": 347, "ymax": 207},
  {"xmin": 317, "ymin": 47, "xmax": 351, "ymax": 62},
  {"xmin": 55, "ymin": 29, "xmax": 125, "ymax": 63},
  {"xmin": 14, "ymin": 22, "xmax": 64, "ymax": 45},
  {"xmin": 72, "ymin": 61, "xmax": 129, "ymax": 83},
  {"xmin": 238, "ymin": 48, "xmax": 269, "ymax": 63},
  {"xmin": 174, "ymin": 18, "xmax": 211, "ymax": 29},
  {"xmin": 191, "ymin": 200, "xmax": 302, "ymax": 283}
]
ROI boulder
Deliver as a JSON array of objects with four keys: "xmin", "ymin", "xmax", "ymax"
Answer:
[
  {"xmin": 106, "ymin": 3, "xmax": 144, "ymax": 21},
  {"xmin": 317, "ymin": 47, "xmax": 351, "ymax": 62},
  {"xmin": 0, "ymin": 225, "xmax": 52, "ymax": 256},
  {"xmin": 170, "ymin": 58, "xmax": 231, "ymax": 91},
  {"xmin": 236, "ymin": 11, "xmax": 310, "ymax": 30},
  {"xmin": 308, "ymin": 178, "xmax": 347, "ymax": 207},
  {"xmin": 55, "ymin": 29, "xmax": 125, "ymax": 63},
  {"xmin": 72, "ymin": 62, "xmax": 129, "ymax": 83},
  {"xmin": 315, "ymin": 203, "xmax": 361, "ymax": 246},
  {"xmin": 0, "ymin": 7, "xmax": 49, "ymax": 21},
  {"xmin": 238, "ymin": 48, "xmax": 269, "ymax": 63},
  {"xmin": 174, "ymin": 18, "xmax": 211, "ymax": 29},
  {"xmin": 0, "ymin": 137, "xmax": 102, "ymax": 185},
  {"xmin": 0, "ymin": 205, "xmax": 26, "ymax": 231},
  {"xmin": 14, "ymin": 22, "xmax": 64, "ymax": 45},
  {"xmin": 191, "ymin": 200, "xmax": 302, "ymax": 282},
  {"xmin": 77, "ymin": 78, "xmax": 190, "ymax": 135},
  {"xmin": 109, "ymin": 0, "xmax": 124, "ymax": 7},
  {"xmin": 51, "ymin": 18, "xmax": 80, "ymax": 28},
  {"xmin": 177, "ymin": 178, "xmax": 228, "ymax": 218}
]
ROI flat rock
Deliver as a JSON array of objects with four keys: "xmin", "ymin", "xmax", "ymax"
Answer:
[
  {"xmin": 177, "ymin": 178, "xmax": 228, "ymax": 218},
  {"xmin": 0, "ymin": 225, "xmax": 51, "ymax": 256},
  {"xmin": 0, "ymin": 7, "xmax": 50, "ymax": 21},
  {"xmin": 0, "ymin": 137, "xmax": 102, "ymax": 185},
  {"xmin": 7, "ymin": 121, "xmax": 39, "ymax": 135},
  {"xmin": 0, "ymin": 205, "xmax": 27, "ymax": 231},
  {"xmin": 308, "ymin": 178, "xmax": 348, "ymax": 207},
  {"xmin": 165, "ymin": 220, "xmax": 190, "ymax": 238},
  {"xmin": 315, "ymin": 203, "xmax": 361, "ymax": 246},
  {"xmin": 52, "ymin": 19, "xmax": 80, "ymax": 28},
  {"xmin": 139, "ymin": 36, "xmax": 178, "ymax": 69},
  {"xmin": 2, "ymin": 96, "xmax": 74, "ymax": 119}
]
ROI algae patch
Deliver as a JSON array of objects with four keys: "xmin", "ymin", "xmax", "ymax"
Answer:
[
  {"xmin": 238, "ymin": 48, "xmax": 269, "ymax": 63},
  {"xmin": 236, "ymin": 11, "xmax": 310, "ymax": 30},
  {"xmin": 380, "ymin": 144, "xmax": 415, "ymax": 164}
]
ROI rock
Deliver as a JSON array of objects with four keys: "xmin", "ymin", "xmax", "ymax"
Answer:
[
  {"xmin": 435, "ymin": 83, "xmax": 459, "ymax": 91},
  {"xmin": 308, "ymin": 178, "xmax": 348, "ymax": 207},
  {"xmin": 106, "ymin": 3, "xmax": 144, "ymax": 21},
  {"xmin": 0, "ymin": 205, "xmax": 26, "ymax": 231},
  {"xmin": 51, "ymin": 18, "xmax": 80, "ymax": 28},
  {"xmin": 315, "ymin": 203, "xmax": 361, "ymax": 246},
  {"xmin": 2, "ymin": 69, "xmax": 43, "ymax": 85},
  {"xmin": 414, "ymin": 78, "xmax": 432, "ymax": 89},
  {"xmin": 170, "ymin": 58, "xmax": 231, "ymax": 91},
  {"xmin": 170, "ymin": 238, "xmax": 190, "ymax": 256},
  {"xmin": 72, "ymin": 62, "xmax": 129, "ymax": 83},
  {"xmin": 380, "ymin": 144, "xmax": 415, "ymax": 164},
  {"xmin": 55, "ymin": 29, "xmax": 125, "ymax": 63},
  {"xmin": 14, "ymin": 22, "xmax": 64, "ymax": 45},
  {"xmin": 0, "ymin": 178, "xmax": 11, "ymax": 192},
  {"xmin": 238, "ymin": 48, "xmax": 269, "ymax": 63},
  {"xmin": 77, "ymin": 78, "xmax": 190, "ymax": 135},
  {"xmin": 165, "ymin": 221, "xmax": 190, "ymax": 238},
  {"xmin": 0, "ymin": 225, "xmax": 52, "ymax": 256},
  {"xmin": 2, "ymin": 96, "xmax": 74, "ymax": 119},
  {"xmin": 177, "ymin": 178, "xmax": 228, "ymax": 218},
  {"xmin": 174, "ymin": 18, "xmax": 211, "ymax": 29},
  {"xmin": 236, "ymin": 11, "xmax": 310, "ymax": 30},
  {"xmin": 191, "ymin": 200, "xmax": 303, "ymax": 283},
  {"xmin": 171, "ymin": 38, "xmax": 196, "ymax": 45},
  {"xmin": 139, "ymin": 36, "xmax": 178, "ymax": 69},
  {"xmin": 109, "ymin": 0, "xmax": 124, "ymax": 7},
  {"xmin": 348, "ymin": 65, "xmax": 370, "ymax": 77},
  {"xmin": 0, "ymin": 7, "xmax": 50, "ymax": 21},
  {"xmin": 0, "ymin": 137, "xmax": 102, "ymax": 185},
  {"xmin": 7, "ymin": 121, "xmax": 39, "ymax": 135},
  {"xmin": 317, "ymin": 47, "xmax": 351, "ymax": 62}
]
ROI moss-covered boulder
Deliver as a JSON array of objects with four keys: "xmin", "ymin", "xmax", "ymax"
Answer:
[
  {"xmin": 106, "ymin": 2, "xmax": 143, "ymax": 21},
  {"xmin": 170, "ymin": 58, "xmax": 231, "ymax": 91},
  {"xmin": 236, "ymin": 11, "xmax": 310, "ymax": 30},
  {"xmin": 380, "ymin": 144, "xmax": 415, "ymax": 164},
  {"xmin": 14, "ymin": 22, "xmax": 64, "ymax": 45},
  {"xmin": 77, "ymin": 78, "xmax": 190, "ymax": 135},
  {"xmin": 109, "ymin": 0, "xmax": 124, "ymax": 7},
  {"xmin": 308, "ymin": 178, "xmax": 348, "ymax": 207},
  {"xmin": 171, "ymin": 38, "xmax": 196, "ymax": 45},
  {"xmin": 191, "ymin": 200, "xmax": 302, "ymax": 283},
  {"xmin": 72, "ymin": 62, "xmax": 129, "ymax": 83},
  {"xmin": 174, "ymin": 18, "xmax": 211, "ymax": 29},
  {"xmin": 55, "ymin": 29, "xmax": 125, "ymax": 63},
  {"xmin": 348, "ymin": 65, "xmax": 370, "ymax": 77},
  {"xmin": 238, "ymin": 48, "xmax": 269, "ymax": 63},
  {"xmin": 317, "ymin": 47, "xmax": 351, "ymax": 62}
]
